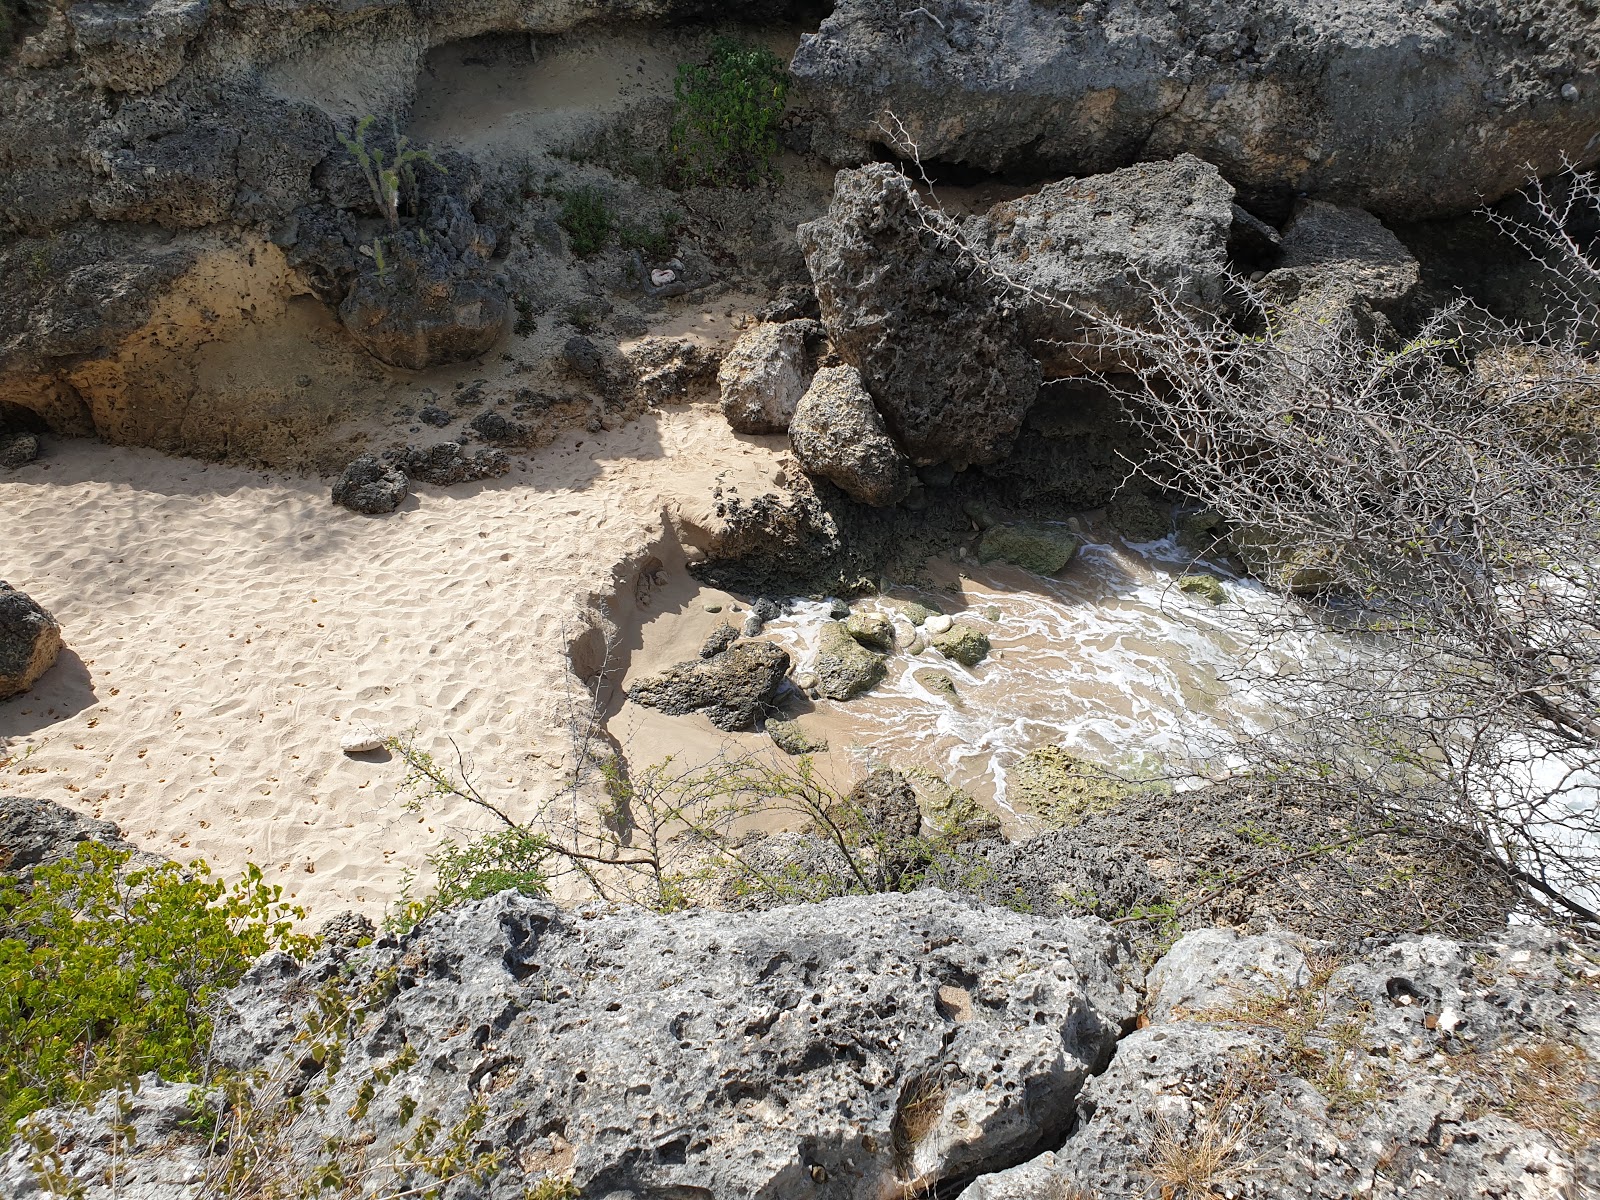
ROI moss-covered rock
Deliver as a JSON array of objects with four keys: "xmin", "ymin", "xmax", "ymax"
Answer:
[
  {"xmin": 1011, "ymin": 746, "xmax": 1133, "ymax": 827},
  {"xmin": 766, "ymin": 718, "xmax": 829, "ymax": 755},
  {"xmin": 896, "ymin": 600, "xmax": 941, "ymax": 627},
  {"xmin": 931, "ymin": 624, "xmax": 990, "ymax": 667},
  {"xmin": 1177, "ymin": 573, "xmax": 1228, "ymax": 605},
  {"xmin": 908, "ymin": 770, "xmax": 1003, "ymax": 843},
  {"xmin": 1228, "ymin": 526, "xmax": 1340, "ymax": 596},
  {"xmin": 1109, "ymin": 491, "xmax": 1171, "ymax": 542},
  {"xmin": 844, "ymin": 611, "xmax": 895, "ymax": 651},
  {"xmin": 814, "ymin": 621, "xmax": 887, "ymax": 700},
  {"xmin": 915, "ymin": 668, "xmax": 960, "ymax": 703},
  {"xmin": 976, "ymin": 522, "xmax": 1079, "ymax": 575}
]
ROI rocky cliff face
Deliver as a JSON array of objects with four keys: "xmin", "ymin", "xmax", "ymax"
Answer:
[
  {"xmin": 791, "ymin": 0, "xmax": 1600, "ymax": 219},
  {"xmin": 4, "ymin": 889, "xmax": 1595, "ymax": 1198}
]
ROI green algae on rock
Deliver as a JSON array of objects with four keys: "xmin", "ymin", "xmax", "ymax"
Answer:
[
  {"xmin": 1011, "ymin": 746, "xmax": 1134, "ymax": 827},
  {"xmin": 931, "ymin": 624, "xmax": 990, "ymax": 668},
  {"xmin": 1177, "ymin": 573, "xmax": 1228, "ymax": 605},
  {"xmin": 766, "ymin": 718, "xmax": 829, "ymax": 756},
  {"xmin": 814, "ymin": 621, "xmax": 887, "ymax": 700},
  {"xmin": 844, "ymin": 610, "xmax": 895, "ymax": 651},
  {"xmin": 976, "ymin": 522, "xmax": 1079, "ymax": 575}
]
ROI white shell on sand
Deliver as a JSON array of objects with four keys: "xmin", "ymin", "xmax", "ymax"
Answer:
[
  {"xmin": 923, "ymin": 613, "xmax": 953, "ymax": 634},
  {"xmin": 340, "ymin": 725, "xmax": 385, "ymax": 754}
]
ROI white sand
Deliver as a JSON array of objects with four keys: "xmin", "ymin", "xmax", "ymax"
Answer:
[{"xmin": 1, "ymin": 405, "xmax": 790, "ymax": 922}]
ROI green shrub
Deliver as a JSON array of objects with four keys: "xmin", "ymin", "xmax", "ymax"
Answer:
[
  {"xmin": 619, "ymin": 210, "xmax": 684, "ymax": 260},
  {"xmin": 0, "ymin": 843, "xmax": 315, "ymax": 1142},
  {"xmin": 558, "ymin": 186, "xmax": 615, "ymax": 256},
  {"xmin": 670, "ymin": 37, "xmax": 789, "ymax": 187},
  {"xmin": 388, "ymin": 827, "xmax": 550, "ymax": 935}
]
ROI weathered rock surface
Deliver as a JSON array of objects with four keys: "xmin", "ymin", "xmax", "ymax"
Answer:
[
  {"xmin": 930, "ymin": 624, "xmax": 990, "ymax": 668},
  {"xmin": 717, "ymin": 319, "xmax": 819, "ymax": 434},
  {"xmin": 976, "ymin": 522, "xmax": 1079, "ymax": 575},
  {"xmin": 813, "ymin": 619, "xmax": 888, "ymax": 700},
  {"xmin": 330, "ymin": 454, "xmax": 408, "ymax": 514},
  {"xmin": 0, "ymin": 432, "xmax": 39, "ymax": 469},
  {"xmin": 0, "ymin": 795, "xmax": 142, "ymax": 874},
  {"xmin": 971, "ymin": 925, "xmax": 1600, "ymax": 1199},
  {"xmin": 385, "ymin": 442, "xmax": 509, "ymax": 486},
  {"xmin": 798, "ymin": 165, "xmax": 1039, "ymax": 469},
  {"xmin": 629, "ymin": 638, "xmax": 791, "ymax": 731},
  {"xmin": 843, "ymin": 610, "xmax": 895, "ymax": 652},
  {"xmin": 789, "ymin": 364, "xmax": 914, "ymax": 506},
  {"xmin": 792, "ymin": 0, "xmax": 1600, "ymax": 218},
  {"xmin": 765, "ymin": 715, "xmax": 828, "ymax": 754},
  {"xmin": 3, "ymin": 891, "xmax": 1137, "ymax": 1200},
  {"xmin": 0, "ymin": 581, "xmax": 63, "ymax": 700},
  {"xmin": 338, "ymin": 255, "xmax": 510, "ymax": 371}
]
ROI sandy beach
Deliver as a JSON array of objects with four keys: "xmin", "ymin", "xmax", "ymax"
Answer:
[{"xmin": 1, "ymin": 405, "xmax": 790, "ymax": 921}]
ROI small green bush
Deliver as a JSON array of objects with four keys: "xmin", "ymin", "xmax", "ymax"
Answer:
[
  {"xmin": 388, "ymin": 827, "xmax": 550, "ymax": 935},
  {"xmin": 619, "ymin": 210, "xmax": 683, "ymax": 260},
  {"xmin": 0, "ymin": 843, "xmax": 315, "ymax": 1142},
  {"xmin": 670, "ymin": 37, "xmax": 789, "ymax": 187},
  {"xmin": 558, "ymin": 186, "xmax": 615, "ymax": 256}
]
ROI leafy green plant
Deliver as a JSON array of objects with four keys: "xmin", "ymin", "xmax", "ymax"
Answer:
[
  {"xmin": 619, "ymin": 210, "xmax": 684, "ymax": 260},
  {"xmin": 670, "ymin": 37, "xmax": 789, "ymax": 187},
  {"xmin": 558, "ymin": 186, "xmax": 615, "ymax": 256},
  {"xmin": 337, "ymin": 115, "xmax": 445, "ymax": 231},
  {"xmin": 0, "ymin": 843, "xmax": 316, "ymax": 1142},
  {"xmin": 387, "ymin": 827, "xmax": 550, "ymax": 935}
]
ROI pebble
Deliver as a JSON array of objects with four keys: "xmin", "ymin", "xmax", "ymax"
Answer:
[
  {"xmin": 924, "ymin": 613, "xmax": 954, "ymax": 634},
  {"xmin": 1561, "ymin": 82, "xmax": 1580, "ymax": 102},
  {"xmin": 705, "ymin": 603, "xmax": 723, "ymax": 613},
  {"xmin": 340, "ymin": 724, "xmax": 385, "ymax": 754}
]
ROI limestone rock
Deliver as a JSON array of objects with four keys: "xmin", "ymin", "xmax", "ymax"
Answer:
[
  {"xmin": 66, "ymin": 0, "xmax": 210, "ymax": 93},
  {"xmin": 930, "ymin": 624, "xmax": 990, "ymax": 668},
  {"xmin": 813, "ymin": 620, "xmax": 888, "ymax": 700},
  {"xmin": 766, "ymin": 717, "xmax": 828, "ymax": 755},
  {"xmin": 922, "ymin": 613, "xmax": 953, "ymax": 635},
  {"xmin": 1010, "ymin": 747, "xmax": 1130, "ymax": 827},
  {"xmin": 0, "ymin": 795, "xmax": 139, "ymax": 874},
  {"xmin": 717, "ymin": 319, "xmax": 818, "ymax": 434},
  {"xmin": 338, "ymin": 258, "xmax": 510, "ymax": 371},
  {"xmin": 625, "ymin": 336, "xmax": 722, "ymax": 406},
  {"xmin": 338, "ymin": 724, "xmax": 384, "ymax": 754},
  {"xmin": 847, "ymin": 768, "xmax": 923, "ymax": 841},
  {"xmin": 698, "ymin": 623, "xmax": 739, "ymax": 659},
  {"xmin": 843, "ymin": 610, "xmax": 895, "ymax": 652},
  {"xmin": 385, "ymin": 443, "xmax": 509, "ymax": 487},
  {"xmin": 185, "ymin": 892, "xmax": 1139, "ymax": 1200},
  {"xmin": 331, "ymin": 455, "xmax": 407, "ymax": 515},
  {"xmin": 1177, "ymin": 573, "xmax": 1228, "ymax": 605},
  {"xmin": 0, "ymin": 432, "xmax": 39, "ymax": 470},
  {"xmin": 976, "ymin": 523, "xmax": 1079, "ymax": 575},
  {"xmin": 799, "ymin": 167, "xmax": 1040, "ymax": 469},
  {"xmin": 0, "ymin": 581, "xmax": 62, "ymax": 700},
  {"xmin": 792, "ymin": 0, "xmax": 1600, "ymax": 218},
  {"xmin": 1143, "ymin": 928, "xmax": 1311, "ymax": 1022},
  {"xmin": 629, "ymin": 639, "xmax": 791, "ymax": 731},
  {"xmin": 789, "ymin": 364, "xmax": 914, "ymax": 506},
  {"xmin": 1107, "ymin": 492, "xmax": 1171, "ymax": 543}
]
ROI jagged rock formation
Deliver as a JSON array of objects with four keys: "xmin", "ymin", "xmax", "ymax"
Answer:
[
  {"xmin": 969, "ymin": 926, "xmax": 1600, "ymax": 1198},
  {"xmin": 789, "ymin": 364, "xmax": 913, "ymax": 506},
  {"xmin": 628, "ymin": 637, "xmax": 791, "ymax": 730},
  {"xmin": 717, "ymin": 319, "xmax": 821, "ymax": 434},
  {"xmin": 0, "ymin": 794, "xmax": 142, "ymax": 873},
  {"xmin": 330, "ymin": 453, "xmax": 408, "ymax": 514},
  {"xmin": 791, "ymin": 0, "xmax": 1600, "ymax": 218},
  {"xmin": 0, "ymin": 581, "xmax": 62, "ymax": 700}
]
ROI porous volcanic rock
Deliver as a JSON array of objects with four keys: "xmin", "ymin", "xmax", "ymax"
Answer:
[
  {"xmin": 717, "ymin": 319, "xmax": 819, "ymax": 434},
  {"xmin": 968, "ymin": 925, "xmax": 1600, "ymax": 1199},
  {"xmin": 813, "ymin": 619, "xmax": 888, "ymax": 700},
  {"xmin": 792, "ymin": 0, "xmax": 1600, "ymax": 218},
  {"xmin": 0, "ymin": 581, "xmax": 63, "ymax": 700},
  {"xmin": 338, "ymin": 257, "xmax": 510, "ymax": 371},
  {"xmin": 629, "ymin": 639, "xmax": 791, "ymax": 731},
  {"xmin": 798, "ymin": 165, "xmax": 1040, "ymax": 469},
  {"xmin": 789, "ymin": 364, "xmax": 914, "ymax": 506},
  {"xmin": 385, "ymin": 442, "xmax": 509, "ymax": 486},
  {"xmin": 976, "ymin": 522, "xmax": 1080, "ymax": 575},
  {"xmin": 330, "ymin": 454, "xmax": 407, "ymax": 515},
  {"xmin": 0, "ymin": 795, "xmax": 141, "ymax": 874}
]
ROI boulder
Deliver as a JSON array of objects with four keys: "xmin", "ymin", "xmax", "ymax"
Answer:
[
  {"xmin": 846, "ymin": 767, "xmax": 923, "ymax": 842},
  {"xmin": 385, "ymin": 442, "xmax": 509, "ymax": 487},
  {"xmin": 1009, "ymin": 747, "xmax": 1131, "ymax": 827},
  {"xmin": 1177, "ymin": 573, "xmax": 1228, "ymax": 605},
  {"xmin": 330, "ymin": 454, "xmax": 407, "ymax": 515},
  {"xmin": 628, "ymin": 639, "xmax": 791, "ymax": 731},
  {"xmin": 907, "ymin": 771, "xmax": 1001, "ymax": 843},
  {"xmin": 717, "ymin": 320, "xmax": 818, "ymax": 434},
  {"xmin": 338, "ymin": 257, "xmax": 510, "ymax": 371},
  {"xmin": 791, "ymin": 0, "xmax": 1600, "ymax": 218},
  {"xmin": 1260, "ymin": 201, "xmax": 1421, "ymax": 343},
  {"xmin": 0, "ymin": 581, "xmax": 63, "ymax": 700},
  {"xmin": 981, "ymin": 155, "xmax": 1238, "ymax": 375},
  {"xmin": 798, "ymin": 166, "xmax": 1040, "ymax": 469},
  {"xmin": 788, "ymin": 364, "xmax": 915, "ymax": 506},
  {"xmin": 1107, "ymin": 492, "xmax": 1171, "ymax": 543},
  {"xmin": 843, "ymin": 610, "xmax": 895, "ymax": 652},
  {"xmin": 813, "ymin": 620, "xmax": 888, "ymax": 700},
  {"xmin": 930, "ymin": 624, "xmax": 990, "ymax": 668},
  {"xmin": 0, "ymin": 432, "xmax": 39, "ymax": 469},
  {"xmin": 0, "ymin": 795, "xmax": 139, "ymax": 874},
  {"xmin": 766, "ymin": 717, "xmax": 828, "ymax": 755},
  {"xmin": 976, "ymin": 522, "xmax": 1079, "ymax": 575},
  {"xmin": 698, "ymin": 623, "xmax": 739, "ymax": 659}
]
